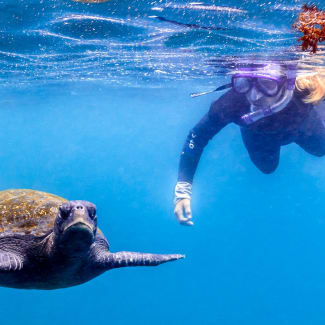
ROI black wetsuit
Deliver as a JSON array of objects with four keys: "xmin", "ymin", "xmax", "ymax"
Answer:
[{"xmin": 178, "ymin": 89, "xmax": 325, "ymax": 183}]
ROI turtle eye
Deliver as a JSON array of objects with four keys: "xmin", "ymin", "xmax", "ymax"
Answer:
[
  {"xmin": 87, "ymin": 206, "xmax": 96, "ymax": 219},
  {"xmin": 59, "ymin": 204, "xmax": 71, "ymax": 220}
]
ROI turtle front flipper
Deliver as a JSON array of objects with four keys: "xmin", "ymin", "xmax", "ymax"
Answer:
[
  {"xmin": 0, "ymin": 252, "xmax": 23, "ymax": 271},
  {"xmin": 94, "ymin": 249, "xmax": 185, "ymax": 270}
]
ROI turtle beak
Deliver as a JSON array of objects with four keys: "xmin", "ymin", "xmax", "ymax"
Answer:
[
  {"xmin": 64, "ymin": 219, "xmax": 94, "ymax": 234},
  {"xmin": 63, "ymin": 206, "xmax": 94, "ymax": 234}
]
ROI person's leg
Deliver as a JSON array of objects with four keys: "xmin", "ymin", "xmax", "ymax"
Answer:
[
  {"xmin": 295, "ymin": 108, "xmax": 325, "ymax": 157},
  {"xmin": 241, "ymin": 128, "xmax": 281, "ymax": 174}
]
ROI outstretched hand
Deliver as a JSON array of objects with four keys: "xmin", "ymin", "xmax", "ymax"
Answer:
[{"xmin": 174, "ymin": 199, "xmax": 194, "ymax": 226}]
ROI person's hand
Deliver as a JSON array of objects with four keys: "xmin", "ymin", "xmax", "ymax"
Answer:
[{"xmin": 174, "ymin": 199, "xmax": 194, "ymax": 226}]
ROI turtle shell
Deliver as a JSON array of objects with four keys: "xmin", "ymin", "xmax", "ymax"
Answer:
[{"xmin": 0, "ymin": 189, "xmax": 67, "ymax": 236}]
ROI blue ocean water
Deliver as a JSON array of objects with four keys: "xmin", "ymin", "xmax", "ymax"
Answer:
[{"xmin": 1, "ymin": 0, "xmax": 325, "ymax": 324}]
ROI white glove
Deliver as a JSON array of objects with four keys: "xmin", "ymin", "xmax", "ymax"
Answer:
[{"xmin": 174, "ymin": 182, "xmax": 193, "ymax": 226}]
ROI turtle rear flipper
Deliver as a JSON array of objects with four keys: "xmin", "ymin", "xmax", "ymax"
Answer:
[{"xmin": 0, "ymin": 252, "xmax": 23, "ymax": 271}]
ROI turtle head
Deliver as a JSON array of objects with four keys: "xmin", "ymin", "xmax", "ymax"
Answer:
[{"xmin": 54, "ymin": 200, "xmax": 97, "ymax": 257}]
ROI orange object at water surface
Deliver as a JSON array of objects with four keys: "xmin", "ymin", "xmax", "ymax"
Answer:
[{"xmin": 293, "ymin": 5, "xmax": 325, "ymax": 53}]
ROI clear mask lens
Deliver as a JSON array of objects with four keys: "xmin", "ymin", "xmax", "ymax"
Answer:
[
  {"xmin": 257, "ymin": 78, "xmax": 279, "ymax": 96},
  {"xmin": 233, "ymin": 77, "xmax": 251, "ymax": 93}
]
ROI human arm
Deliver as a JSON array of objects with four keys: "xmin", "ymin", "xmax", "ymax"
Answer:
[{"xmin": 174, "ymin": 90, "xmax": 237, "ymax": 225}]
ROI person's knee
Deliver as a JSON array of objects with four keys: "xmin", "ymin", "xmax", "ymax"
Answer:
[
  {"xmin": 311, "ymin": 149, "xmax": 325, "ymax": 157},
  {"xmin": 302, "ymin": 145, "xmax": 325, "ymax": 157},
  {"xmin": 252, "ymin": 158, "xmax": 279, "ymax": 174},
  {"xmin": 296, "ymin": 137, "xmax": 325, "ymax": 157},
  {"xmin": 258, "ymin": 164, "xmax": 278, "ymax": 174},
  {"xmin": 313, "ymin": 152, "xmax": 325, "ymax": 157}
]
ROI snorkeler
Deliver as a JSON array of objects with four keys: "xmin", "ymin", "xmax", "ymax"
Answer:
[{"xmin": 174, "ymin": 62, "xmax": 325, "ymax": 226}]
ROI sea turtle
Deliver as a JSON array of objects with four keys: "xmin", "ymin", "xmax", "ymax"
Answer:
[{"xmin": 0, "ymin": 189, "xmax": 184, "ymax": 290}]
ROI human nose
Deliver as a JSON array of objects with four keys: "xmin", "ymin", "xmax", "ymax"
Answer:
[{"xmin": 247, "ymin": 86, "xmax": 263, "ymax": 102}]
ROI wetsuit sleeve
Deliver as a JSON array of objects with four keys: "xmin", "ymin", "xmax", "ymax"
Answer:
[{"xmin": 177, "ymin": 91, "xmax": 235, "ymax": 183}]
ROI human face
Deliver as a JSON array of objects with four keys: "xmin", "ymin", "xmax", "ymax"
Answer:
[
  {"xmin": 232, "ymin": 64, "xmax": 288, "ymax": 107},
  {"xmin": 232, "ymin": 74, "xmax": 286, "ymax": 97},
  {"xmin": 245, "ymin": 82, "xmax": 285, "ymax": 108}
]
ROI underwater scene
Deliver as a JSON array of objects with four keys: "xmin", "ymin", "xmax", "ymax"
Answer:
[{"xmin": 1, "ymin": 0, "xmax": 325, "ymax": 324}]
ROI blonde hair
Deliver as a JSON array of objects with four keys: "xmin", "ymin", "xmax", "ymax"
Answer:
[{"xmin": 295, "ymin": 70, "xmax": 325, "ymax": 104}]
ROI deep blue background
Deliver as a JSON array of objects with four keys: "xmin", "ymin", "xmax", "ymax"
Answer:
[{"xmin": 0, "ymin": 82, "xmax": 325, "ymax": 325}]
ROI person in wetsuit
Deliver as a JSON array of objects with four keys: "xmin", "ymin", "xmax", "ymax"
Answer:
[{"xmin": 174, "ymin": 63, "xmax": 325, "ymax": 226}]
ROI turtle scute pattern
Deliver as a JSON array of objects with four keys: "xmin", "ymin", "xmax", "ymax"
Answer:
[{"xmin": 0, "ymin": 189, "xmax": 67, "ymax": 236}]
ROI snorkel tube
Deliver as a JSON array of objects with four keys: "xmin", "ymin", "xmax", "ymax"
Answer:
[
  {"xmin": 190, "ymin": 83, "xmax": 232, "ymax": 98},
  {"xmin": 240, "ymin": 88, "xmax": 294, "ymax": 124}
]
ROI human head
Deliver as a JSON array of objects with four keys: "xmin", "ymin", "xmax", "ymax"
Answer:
[{"xmin": 232, "ymin": 62, "xmax": 296, "ymax": 108}]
